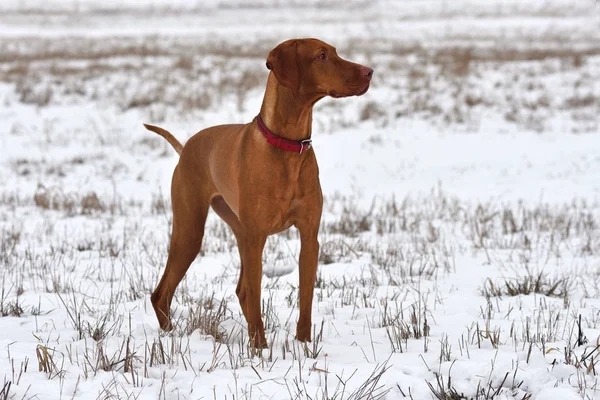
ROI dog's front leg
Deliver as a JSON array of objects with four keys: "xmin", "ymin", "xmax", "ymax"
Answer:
[
  {"xmin": 240, "ymin": 233, "xmax": 268, "ymax": 348},
  {"xmin": 295, "ymin": 227, "xmax": 320, "ymax": 342}
]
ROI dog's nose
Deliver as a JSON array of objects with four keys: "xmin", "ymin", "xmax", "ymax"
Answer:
[{"xmin": 361, "ymin": 66, "xmax": 374, "ymax": 79}]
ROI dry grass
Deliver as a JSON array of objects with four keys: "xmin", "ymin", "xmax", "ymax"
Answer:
[
  {"xmin": 1, "ymin": 184, "xmax": 599, "ymax": 397},
  {"xmin": 481, "ymin": 274, "xmax": 570, "ymax": 299},
  {"xmin": 427, "ymin": 372, "xmax": 532, "ymax": 400},
  {"xmin": 181, "ymin": 294, "xmax": 229, "ymax": 340},
  {"xmin": 32, "ymin": 185, "xmax": 131, "ymax": 216},
  {"xmin": 1, "ymin": 31, "xmax": 598, "ymax": 130}
]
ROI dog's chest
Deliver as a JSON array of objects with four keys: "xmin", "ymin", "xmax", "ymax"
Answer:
[{"xmin": 263, "ymin": 185, "xmax": 321, "ymax": 235}]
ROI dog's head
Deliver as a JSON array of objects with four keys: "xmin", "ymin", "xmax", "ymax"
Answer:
[{"xmin": 266, "ymin": 38, "xmax": 373, "ymax": 100}]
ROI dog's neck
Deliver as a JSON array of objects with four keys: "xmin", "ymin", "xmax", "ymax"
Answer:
[{"xmin": 259, "ymin": 72, "xmax": 319, "ymax": 141}]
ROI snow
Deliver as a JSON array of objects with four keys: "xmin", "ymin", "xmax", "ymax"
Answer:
[{"xmin": 1, "ymin": 1, "xmax": 600, "ymax": 399}]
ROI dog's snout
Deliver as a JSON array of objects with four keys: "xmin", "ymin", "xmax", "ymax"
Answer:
[{"xmin": 361, "ymin": 66, "xmax": 374, "ymax": 79}]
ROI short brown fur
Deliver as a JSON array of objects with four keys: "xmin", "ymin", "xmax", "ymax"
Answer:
[{"xmin": 146, "ymin": 38, "xmax": 373, "ymax": 348}]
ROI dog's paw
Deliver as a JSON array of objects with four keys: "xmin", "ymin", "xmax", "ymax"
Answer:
[{"xmin": 295, "ymin": 328, "xmax": 312, "ymax": 343}]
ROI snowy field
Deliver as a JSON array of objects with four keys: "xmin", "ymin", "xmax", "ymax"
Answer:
[{"xmin": 1, "ymin": 0, "xmax": 600, "ymax": 399}]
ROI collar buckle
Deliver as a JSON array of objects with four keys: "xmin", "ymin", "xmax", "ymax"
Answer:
[{"xmin": 299, "ymin": 139, "xmax": 312, "ymax": 154}]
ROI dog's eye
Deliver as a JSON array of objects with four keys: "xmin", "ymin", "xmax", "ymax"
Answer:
[{"xmin": 317, "ymin": 52, "xmax": 326, "ymax": 61}]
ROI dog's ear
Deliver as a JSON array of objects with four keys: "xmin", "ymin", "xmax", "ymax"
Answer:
[{"xmin": 266, "ymin": 40, "xmax": 300, "ymax": 97}]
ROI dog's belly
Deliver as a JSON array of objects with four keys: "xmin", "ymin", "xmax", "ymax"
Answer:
[
  {"xmin": 213, "ymin": 185, "xmax": 239, "ymax": 218},
  {"xmin": 268, "ymin": 218, "xmax": 294, "ymax": 235}
]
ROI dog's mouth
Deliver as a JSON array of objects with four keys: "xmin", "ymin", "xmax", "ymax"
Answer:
[
  {"xmin": 354, "ymin": 84, "xmax": 370, "ymax": 96},
  {"xmin": 329, "ymin": 83, "xmax": 370, "ymax": 98}
]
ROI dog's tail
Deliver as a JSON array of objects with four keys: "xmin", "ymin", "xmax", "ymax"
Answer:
[{"xmin": 143, "ymin": 124, "xmax": 183, "ymax": 155}]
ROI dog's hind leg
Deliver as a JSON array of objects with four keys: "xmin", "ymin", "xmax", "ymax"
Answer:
[{"xmin": 151, "ymin": 167, "xmax": 209, "ymax": 331}]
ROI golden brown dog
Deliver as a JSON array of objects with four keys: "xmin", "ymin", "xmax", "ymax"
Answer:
[{"xmin": 144, "ymin": 38, "xmax": 373, "ymax": 348}]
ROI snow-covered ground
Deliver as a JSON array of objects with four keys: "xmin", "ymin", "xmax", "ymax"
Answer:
[{"xmin": 1, "ymin": 1, "xmax": 600, "ymax": 399}]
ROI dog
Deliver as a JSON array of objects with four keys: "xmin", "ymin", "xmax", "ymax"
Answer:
[{"xmin": 144, "ymin": 38, "xmax": 373, "ymax": 348}]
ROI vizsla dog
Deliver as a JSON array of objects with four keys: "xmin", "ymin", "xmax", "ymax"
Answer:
[{"xmin": 144, "ymin": 38, "xmax": 373, "ymax": 348}]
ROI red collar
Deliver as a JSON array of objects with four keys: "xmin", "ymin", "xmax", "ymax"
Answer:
[{"xmin": 256, "ymin": 114, "xmax": 312, "ymax": 154}]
